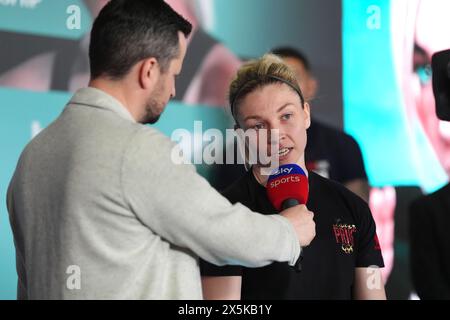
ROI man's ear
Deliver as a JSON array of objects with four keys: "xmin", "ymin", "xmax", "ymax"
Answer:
[{"xmin": 139, "ymin": 57, "xmax": 159, "ymax": 90}]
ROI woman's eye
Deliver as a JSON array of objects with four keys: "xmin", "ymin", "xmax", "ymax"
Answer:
[
  {"xmin": 282, "ymin": 113, "xmax": 293, "ymax": 120},
  {"xmin": 415, "ymin": 64, "xmax": 432, "ymax": 85},
  {"xmin": 253, "ymin": 123, "xmax": 264, "ymax": 130}
]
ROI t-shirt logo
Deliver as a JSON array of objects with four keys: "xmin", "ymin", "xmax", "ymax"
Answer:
[{"xmin": 333, "ymin": 222, "xmax": 357, "ymax": 254}]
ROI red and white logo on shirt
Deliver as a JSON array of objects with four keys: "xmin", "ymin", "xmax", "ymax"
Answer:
[{"xmin": 333, "ymin": 223, "xmax": 356, "ymax": 254}]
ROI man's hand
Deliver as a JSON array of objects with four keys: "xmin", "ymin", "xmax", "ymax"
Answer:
[{"xmin": 280, "ymin": 204, "xmax": 316, "ymax": 247}]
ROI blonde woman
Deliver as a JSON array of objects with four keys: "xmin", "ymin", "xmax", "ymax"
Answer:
[{"xmin": 201, "ymin": 54, "xmax": 386, "ymax": 300}]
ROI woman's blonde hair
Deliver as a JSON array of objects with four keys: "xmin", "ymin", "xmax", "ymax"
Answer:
[{"xmin": 229, "ymin": 53, "xmax": 305, "ymax": 120}]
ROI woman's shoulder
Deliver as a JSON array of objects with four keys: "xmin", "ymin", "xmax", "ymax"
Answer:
[{"xmin": 309, "ymin": 171, "xmax": 370, "ymax": 215}]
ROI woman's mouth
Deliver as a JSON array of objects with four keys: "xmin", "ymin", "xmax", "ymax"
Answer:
[{"xmin": 278, "ymin": 147, "xmax": 293, "ymax": 158}]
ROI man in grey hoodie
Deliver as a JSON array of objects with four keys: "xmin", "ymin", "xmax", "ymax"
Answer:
[{"xmin": 6, "ymin": 0, "xmax": 315, "ymax": 299}]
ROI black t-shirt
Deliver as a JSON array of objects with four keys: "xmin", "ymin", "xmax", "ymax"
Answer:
[
  {"xmin": 409, "ymin": 183, "xmax": 450, "ymax": 299},
  {"xmin": 201, "ymin": 170, "xmax": 384, "ymax": 299},
  {"xmin": 306, "ymin": 120, "xmax": 367, "ymax": 184}
]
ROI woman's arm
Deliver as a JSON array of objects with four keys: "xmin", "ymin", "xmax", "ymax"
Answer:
[
  {"xmin": 353, "ymin": 267, "xmax": 387, "ymax": 300},
  {"xmin": 202, "ymin": 276, "xmax": 242, "ymax": 300}
]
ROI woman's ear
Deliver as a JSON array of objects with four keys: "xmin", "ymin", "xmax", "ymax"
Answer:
[{"xmin": 303, "ymin": 102, "xmax": 311, "ymax": 129}]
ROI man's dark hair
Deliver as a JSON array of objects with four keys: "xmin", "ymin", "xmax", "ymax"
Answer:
[
  {"xmin": 271, "ymin": 47, "xmax": 312, "ymax": 72},
  {"xmin": 89, "ymin": 0, "xmax": 192, "ymax": 80}
]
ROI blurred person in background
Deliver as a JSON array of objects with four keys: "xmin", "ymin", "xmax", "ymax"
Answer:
[
  {"xmin": 405, "ymin": 0, "xmax": 450, "ymax": 298},
  {"xmin": 371, "ymin": 0, "xmax": 450, "ymax": 298}
]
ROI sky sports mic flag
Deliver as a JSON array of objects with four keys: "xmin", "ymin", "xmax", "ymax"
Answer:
[{"xmin": 267, "ymin": 164, "xmax": 309, "ymax": 211}]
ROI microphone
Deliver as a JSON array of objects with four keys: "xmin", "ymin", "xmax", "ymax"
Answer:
[
  {"xmin": 266, "ymin": 163, "xmax": 309, "ymax": 272},
  {"xmin": 267, "ymin": 164, "xmax": 309, "ymax": 211}
]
